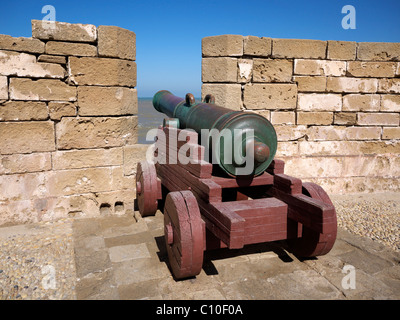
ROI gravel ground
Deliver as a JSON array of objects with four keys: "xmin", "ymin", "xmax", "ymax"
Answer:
[
  {"xmin": 331, "ymin": 193, "xmax": 400, "ymax": 252},
  {"xmin": 0, "ymin": 218, "xmax": 76, "ymax": 300}
]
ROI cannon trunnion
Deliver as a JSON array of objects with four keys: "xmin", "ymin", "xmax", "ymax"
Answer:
[{"xmin": 136, "ymin": 92, "xmax": 337, "ymax": 280}]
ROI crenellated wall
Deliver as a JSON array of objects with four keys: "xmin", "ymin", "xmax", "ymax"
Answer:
[
  {"xmin": 1, "ymin": 26, "xmax": 399, "ymax": 225},
  {"xmin": 201, "ymin": 35, "xmax": 400, "ymax": 194},
  {"xmin": 0, "ymin": 20, "xmax": 144, "ymax": 225}
]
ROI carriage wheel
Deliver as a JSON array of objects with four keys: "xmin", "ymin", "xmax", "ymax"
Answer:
[
  {"xmin": 164, "ymin": 191, "xmax": 204, "ymax": 279},
  {"xmin": 136, "ymin": 161, "xmax": 159, "ymax": 217},
  {"xmin": 287, "ymin": 182, "xmax": 337, "ymax": 257}
]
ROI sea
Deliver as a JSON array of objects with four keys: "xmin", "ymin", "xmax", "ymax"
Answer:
[
  {"xmin": 138, "ymin": 98, "xmax": 166, "ymax": 144},
  {"xmin": 138, "ymin": 97, "xmax": 200, "ymax": 144}
]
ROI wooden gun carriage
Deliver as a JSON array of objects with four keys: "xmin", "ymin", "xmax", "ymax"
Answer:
[{"xmin": 136, "ymin": 91, "xmax": 337, "ymax": 279}]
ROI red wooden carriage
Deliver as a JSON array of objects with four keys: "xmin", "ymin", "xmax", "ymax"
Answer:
[{"xmin": 136, "ymin": 125, "xmax": 337, "ymax": 279}]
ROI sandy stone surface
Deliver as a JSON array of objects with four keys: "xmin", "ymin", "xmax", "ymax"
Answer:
[{"xmin": 0, "ymin": 192, "xmax": 399, "ymax": 300}]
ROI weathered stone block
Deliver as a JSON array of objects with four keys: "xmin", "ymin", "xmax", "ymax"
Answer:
[
  {"xmin": 0, "ymin": 101, "xmax": 48, "ymax": 121},
  {"xmin": 327, "ymin": 40, "xmax": 356, "ymax": 60},
  {"xmin": 0, "ymin": 34, "xmax": 45, "ymax": 53},
  {"xmin": 334, "ymin": 112, "xmax": 357, "ymax": 125},
  {"xmin": 382, "ymin": 127, "xmax": 400, "ymax": 140},
  {"xmin": 344, "ymin": 155, "xmax": 391, "ymax": 179},
  {"xmin": 294, "ymin": 59, "xmax": 346, "ymax": 76},
  {"xmin": 0, "ymin": 153, "xmax": 51, "ymax": 174},
  {"xmin": 326, "ymin": 77, "xmax": 378, "ymax": 93},
  {"xmin": 0, "ymin": 50, "xmax": 65, "ymax": 78},
  {"xmin": 347, "ymin": 61, "xmax": 397, "ymax": 77},
  {"xmin": 123, "ymin": 144, "xmax": 151, "ymax": 176},
  {"xmin": 243, "ymin": 84, "xmax": 297, "ymax": 110},
  {"xmin": 284, "ymin": 157, "xmax": 343, "ymax": 179},
  {"xmin": 338, "ymin": 155, "xmax": 392, "ymax": 178},
  {"xmin": 0, "ymin": 172, "xmax": 49, "ymax": 201},
  {"xmin": 48, "ymin": 102, "xmax": 76, "ymax": 120},
  {"xmin": 381, "ymin": 95, "xmax": 400, "ymax": 112},
  {"xmin": 298, "ymin": 141, "xmax": 360, "ymax": 156},
  {"xmin": 304, "ymin": 176, "xmax": 400, "ymax": 195},
  {"xmin": 272, "ymin": 39, "xmax": 326, "ymax": 59},
  {"xmin": 270, "ymin": 111, "xmax": 295, "ymax": 125},
  {"xmin": 260, "ymin": 109, "xmax": 274, "ymax": 119},
  {"xmin": 0, "ymin": 121, "xmax": 55, "ymax": 154},
  {"xmin": 55, "ymin": 193, "xmax": 100, "ymax": 219},
  {"xmin": 46, "ymin": 41, "xmax": 97, "ymax": 57},
  {"xmin": 253, "ymin": 59, "xmax": 292, "ymax": 82},
  {"xmin": 358, "ymin": 141, "xmax": 400, "ymax": 155},
  {"xmin": 378, "ymin": 79, "xmax": 400, "ymax": 93},
  {"xmin": 0, "ymin": 75, "xmax": 7, "ymax": 99},
  {"xmin": 342, "ymin": 94, "xmax": 380, "ymax": 111},
  {"xmin": 357, "ymin": 42, "xmax": 400, "ymax": 61},
  {"xmin": 246, "ymin": 109, "xmax": 271, "ymax": 120},
  {"xmin": 48, "ymin": 167, "xmax": 114, "ymax": 196},
  {"xmin": 357, "ymin": 112, "xmax": 399, "ymax": 126},
  {"xmin": 78, "ymin": 86, "xmax": 137, "ymax": 116},
  {"xmin": 275, "ymin": 141, "xmax": 299, "ymax": 157},
  {"xmin": 68, "ymin": 57, "xmax": 136, "ymax": 86},
  {"xmin": 32, "ymin": 20, "xmax": 97, "ymax": 42},
  {"xmin": 56, "ymin": 116, "xmax": 137, "ymax": 150},
  {"xmin": 293, "ymin": 76, "xmax": 326, "ymax": 92},
  {"xmin": 306, "ymin": 126, "xmax": 346, "ymax": 141},
  {"xmin": 38, "ymin": 54, "xmax": 67, "ymax": 64},
  {"xmin": 274, "ymin": 125, "xmax": 307, "ymax": 142},
  {"xmin": 201, "ymin": 84, "xmax": 242, "ymax": 110},
  {"xmin": 202, "ymin": 57, "xmax": 238, "ymax": 82},
  {"xmin": 0, "ymin": 34, "xmax": 44, "ymax": 53},
  {"xmin": 307, "ymin": 126, "xmax": 381, "ymax": 141},
  {"xmin": 345, "ymin": 127, "xmax": 382, "ymax": 140},
  {"xmin": 9, "ymin": 78, "xmax": 76, "ymax": 101},
  {"xmin": 52, "ymin": 147, "xmax": 123, "ymax": 170},
  {"xmin": 111, "ymin": 166, "xmax": 135, "ymax": 191},
  {"xmin": 0, "ymin": 198, "xmax": 42, "ymax": 224},
  {"xmin": 75, "ymin": 189, "xmax": 135, "ymax": 217},
  {"xmin": 237, "ymin": 59, "xmax": 253, "ymax": 83},
  {"xmin": 296, "ymin": 112, "xmax": 333, "ymax": 125},
  {"xmin": 243, "ymin": 36, "xmax": 271, "ymax": 56},
  {"xmin": 202, "ymin": 35, "xmax": 243, "ymax": 57},
  {"xmin": 98, "ymin": 26, "xmax": 136, "ymax": 60},
  {"xmin": 297, "ymin": 93, "xmax": 342, "ymax": 111}
]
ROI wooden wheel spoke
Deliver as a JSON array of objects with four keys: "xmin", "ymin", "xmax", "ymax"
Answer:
[
  {"xmin": 164, "ymin": 191, "xmax": 204, "ymax": 279},
  {"xmin": 136, "ymin": 161, "xmax": 159, "ymax": 217},
  {"xmin": 287, "ymin": 182, "xmax": 337, "ymax": 257}
]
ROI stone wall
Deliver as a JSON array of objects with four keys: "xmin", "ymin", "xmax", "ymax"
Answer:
[
  {"xmin": 202, "ymin": 35, "xmax": 400, "ymax": 194},
  {"xmin": 0, "ymin": 20, "xmax": 142, "ymax": 225}
]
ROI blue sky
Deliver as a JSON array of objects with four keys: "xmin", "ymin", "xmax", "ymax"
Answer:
[{"xmin": 1, "ymin": 0, "xmax": 399, "ymax": 97}]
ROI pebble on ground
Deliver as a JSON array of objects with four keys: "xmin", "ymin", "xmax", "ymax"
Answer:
[
  {"xmin": 332, "ymin": 193, "xmax": 400, "ymax": 252},
  {"xmin": 0, "ymin": 219, "xmax": 76, "ymax": 300}
]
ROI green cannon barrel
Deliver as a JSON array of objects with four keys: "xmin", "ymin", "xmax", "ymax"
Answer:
[{"xmin": 153, "ymin": 90, "xmax": 277, "ymax": 177}]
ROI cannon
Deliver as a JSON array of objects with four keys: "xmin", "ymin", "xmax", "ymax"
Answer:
[
  {"xmin": 153, "ymin": 90, "xmax": 277, "ymax": 177},
  {"xmin": 136, "ymin": 91, "xmax": 337, "ymax": 280}
]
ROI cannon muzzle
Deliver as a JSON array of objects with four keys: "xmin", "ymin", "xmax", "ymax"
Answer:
[{"xmin": 152, "ymin": 90, "xmax": 277, "ymax": 177}]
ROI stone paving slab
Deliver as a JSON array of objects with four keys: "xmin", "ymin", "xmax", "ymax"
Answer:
[
  {"xmin": 71, "ymin": 211, "xmax": 400, "ymax": 300},
  {"xmin": 1, "ymin": 200, "xmax": 399, "ymax": 300}
]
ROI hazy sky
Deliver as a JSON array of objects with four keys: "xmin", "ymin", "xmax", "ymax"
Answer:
[{"xmin": 1, "ymin": 0, "xmax": 399, "ymax": 97}]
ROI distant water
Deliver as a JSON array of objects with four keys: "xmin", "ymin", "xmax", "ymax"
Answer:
[
  {"xmin": 138, "ymin": 97, "xmax": 201, "ymax": 144},
  {"xmin": 138, "ymin": 98, "xmax": 167, "ymax": 144}
]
